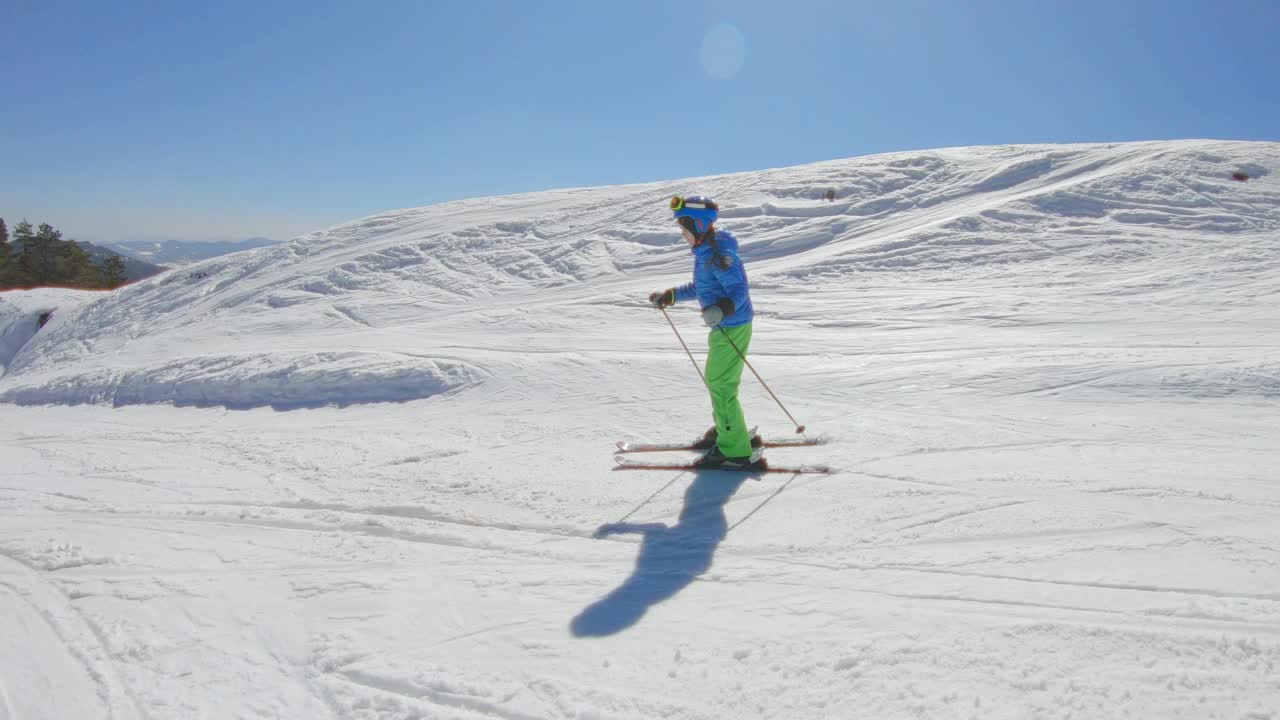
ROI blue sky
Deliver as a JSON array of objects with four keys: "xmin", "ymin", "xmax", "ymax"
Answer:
[{"xmin": 3, "ymin": 0, "xmax": 1277, "ymax": 243}]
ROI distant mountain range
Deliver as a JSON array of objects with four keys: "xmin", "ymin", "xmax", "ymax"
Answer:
[
  {"xmin": 105, "ymin": 237, "xmax": 281, "ymax": 267},
  {"xmin": 77, "ymin": 242, "xmax": 168, "ymax": 282}
]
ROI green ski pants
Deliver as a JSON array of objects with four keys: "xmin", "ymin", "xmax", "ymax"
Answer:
[{"xmin": 706, "ymin": 322, "xmax": 754, "ymax": 457}]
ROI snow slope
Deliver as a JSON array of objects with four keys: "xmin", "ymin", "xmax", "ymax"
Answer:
[
  {"xmin": 0, "ymin": 288, "xmax": 101, "ymax": 375},
  {"xmin": 2, "ymin": 140, "xmax": 1279, "ymax": 719}
]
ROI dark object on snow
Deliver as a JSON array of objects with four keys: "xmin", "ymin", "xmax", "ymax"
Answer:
[
  {"xmin": 38, "ymin": 312, "xmax": 52, "ymax": 328},
  {"xmin": 824, "ymin": 189, "xmax": 836, "ymax": 201},
  {"xmin": 1231, "ymin": 171, "xmax": 1250, "ymax": 182}
]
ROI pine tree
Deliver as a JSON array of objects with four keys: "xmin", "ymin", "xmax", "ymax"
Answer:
[
  {"xmin": 11, "ymin": 220, "xmax": 36, "ymax": 287},
  {"xmin": 55, "ymin": 240, "xmax": 94, "ymax": 286},
  {"xmin": 0, "ymin": 219, "xmax": 135, "ymax": 290},
  {"xmin": 31, "ymin": 223, "xmax": 63, "ymax": 285},
  {"xmin": 100, "ymin": 254, "xmax": 128, "ymax": 288},
  {"xmin": 66, "ymin": 242, "xmax": 105, "ymax": 288},
  {"xmin": 0, "ymin": 218, "xmax": 10, "ymax": 288}
]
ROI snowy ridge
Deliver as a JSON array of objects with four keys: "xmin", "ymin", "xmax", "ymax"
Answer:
[
  {"xmin": 0, "ymin": 289, "xmax": 101, "ymax": 376},
  {"xmin": 2, "ymin": 140, "xmax": 1277, "ymax": 408},
  {"xmin": 0, "ymin": 350, "xmax": 484, "ymax": 409}
]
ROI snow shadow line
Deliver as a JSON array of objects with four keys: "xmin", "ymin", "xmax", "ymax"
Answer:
[{"xmin": 570, "ymin": 469, "xmax": 762, "ymax": 638}]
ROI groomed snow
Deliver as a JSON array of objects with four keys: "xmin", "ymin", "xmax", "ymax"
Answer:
[{"xmin": 2, "ymin": 140, "xmax": 1279, "ymax": 719}]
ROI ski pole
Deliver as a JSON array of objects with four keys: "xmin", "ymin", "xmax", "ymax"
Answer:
[
  {"xmin": 659, "ymin": 307, "xmax": 710, "ymax": 390},
  {"xmin": 716, "ymin": 325, "xmax": 808, "ymax": 436}
]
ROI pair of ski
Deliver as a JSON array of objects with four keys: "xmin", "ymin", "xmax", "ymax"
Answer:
[{"xmin": 613, "ymin": 434, "xmax": 831, "ymax": 475}]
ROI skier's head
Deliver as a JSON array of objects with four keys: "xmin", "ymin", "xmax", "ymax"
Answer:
[{"xmin": 671, "ymin": 195, "xmax": 718, "ymax": 244}]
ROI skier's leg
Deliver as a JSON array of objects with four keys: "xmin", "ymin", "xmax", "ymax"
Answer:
[{"xmin": 705, "ymin": 323, "xmax": 753, "ymax": 457}]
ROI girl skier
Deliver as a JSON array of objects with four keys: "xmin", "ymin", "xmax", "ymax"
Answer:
[{"xmin": 649, "ymin": 195, "xmax": 764, "ymax": 470}]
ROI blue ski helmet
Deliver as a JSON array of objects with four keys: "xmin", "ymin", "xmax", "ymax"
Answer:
[{"xmin": 671, "ymin": 195, "xmax": 719, "ymax": 234}]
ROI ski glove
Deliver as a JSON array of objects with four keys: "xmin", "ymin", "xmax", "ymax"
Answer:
[
  {"xmin": 649, "ymin": 288, "xmax": 676, "ymax": 308},
  {"xmin": 701, "ymin": 299, "xmax": 735, "ymax": 327}
]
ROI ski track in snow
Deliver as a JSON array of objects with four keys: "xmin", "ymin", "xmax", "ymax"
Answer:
[{"xmin": 2, "ymin": 140, "xmax": 1280, "ymax": 718}]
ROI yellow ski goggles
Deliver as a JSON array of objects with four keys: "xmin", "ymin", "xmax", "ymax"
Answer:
[{"xmin": 670, "ymin": 195, "xmax": 718, "ymax": 212}]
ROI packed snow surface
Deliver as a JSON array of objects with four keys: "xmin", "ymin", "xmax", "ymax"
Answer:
[{"xmin": 2, "ymin": 140, "xmax": 1278, "ymax": 719}]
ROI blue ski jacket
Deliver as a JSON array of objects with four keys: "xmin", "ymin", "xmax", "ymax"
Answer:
[{"xmin": 673, "ymin": 229, "xmax": 754, "ymax": 327}]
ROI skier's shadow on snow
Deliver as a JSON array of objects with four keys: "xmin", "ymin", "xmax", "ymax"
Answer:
[{"xmin": 571, "ymin": 469, "xmax": 755, "ymax": 637}]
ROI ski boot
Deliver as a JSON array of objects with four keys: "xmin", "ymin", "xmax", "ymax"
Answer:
[
  {"xmin": 690, "ymin": 427, "xmax": 764, "ymax": 451},
  {"xmin": 694, "ymin": 445, "xmax": 767, "ymax": 471}
]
